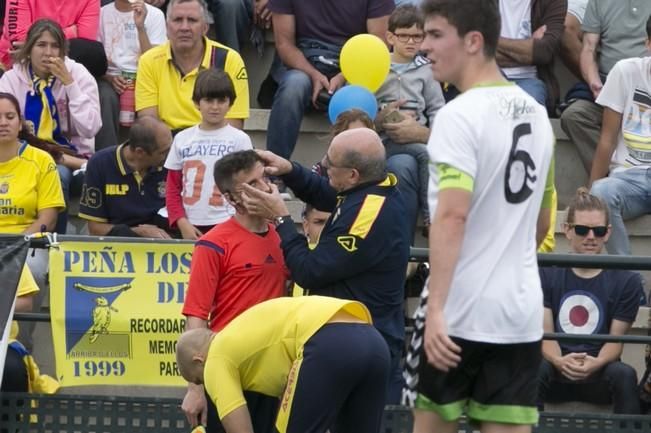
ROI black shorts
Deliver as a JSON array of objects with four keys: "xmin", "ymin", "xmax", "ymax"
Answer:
[
  {"xmin": 276, "ymin": 323, "xmax": 390, "ymax": 433},
  {"xmin": 416, "ymin": 337, "xmax": 541, "ymax": 425}
]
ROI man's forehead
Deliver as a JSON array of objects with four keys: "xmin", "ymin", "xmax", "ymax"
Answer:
[{"xmin": 169, "ymin": 1, "xmax": 203, "ymax": 18}]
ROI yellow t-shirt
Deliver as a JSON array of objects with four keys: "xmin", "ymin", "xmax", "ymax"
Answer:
[
  {"xmin": 135, "ymin": 38, "xmax": 250, "ymax": 130},
  {"xmin": 203, "ymin": 296, "xmax": 372, "ymax": 419},
  {"xmin": 0, "ymin": 143, "xmax": 65, "ymax": 233},
  {"xmin": 538, "ymin": 188, "xmax": 558, "ymax": 253},
  {"xmin": 11, "ymin": 266, "xmax": 39, "ymax": 340}
]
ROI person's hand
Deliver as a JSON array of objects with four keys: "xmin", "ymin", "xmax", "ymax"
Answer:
[
  {"xmin": 532, "ymin": 24, "xmax": 547, "ymax": 40},
  {"xmin": 561, "ymin": 354, "xmax": 602, "ymax": 381},
  {"xmin": 383, "ymin": 115, "xmax": 422, "ymax": 144},
  {"xmin": 132, "ymin": 224, "xmax": 172, "ymax": 239},
  {"xmin": 554, "ymin": 352, "xmax": 587, "ymax": 381},
  {"xmin": 423, "ymin": 307, "xmax": 461, "ymax": 372},
  {"xmin": 104, "ymin": 75, "xmax": 128, "ymax": 95},
  {"xmin": 177, "ymin": 218, "xmax": 203, "ymax": 240},
  {"xmin": 131, "ymin": 0, "xmax": 148, "ymax": 29},
  {"xmin": 254, "ymin": 0, "xmax": 272, "ymax": 29},
  {"xmin": 328, "ymin": 73, "xmax": 346, "ymax": 94},
  {"xmin": 375, "ymin": 100, "xmax": 407, "ymax": 130},
  {"xmin": 255, "ymin": 149, "xmax": 293, "ymax": 176},
  {"xmin": 240, "ymin": 183, "xmax": 289, "ymax": 220},
  {"xmin": 9, "ymin": 40, "xmax": 24, "ymax": 57},
  {"xmin": 45, "ymin": 56, "xmax": 73, "ymax": 85},
  {"xmin": 310, "ymin": 71, "xmax": 330, "ymax": 106},
  {"xmin": 589, "ymin": 80, "xmax": 603, "ymax": 99},
  {"xmin": 182, "ymin": 384, "xmax": 207, "ymax": 427},
  {"xmin": 144, "ymin": 0, "xmax": 166, "ymax": 7}
]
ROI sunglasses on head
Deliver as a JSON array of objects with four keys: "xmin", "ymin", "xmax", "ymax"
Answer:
[{"xmin": 570, "ymin": 224, "xmax": 608, "ymax": 237}]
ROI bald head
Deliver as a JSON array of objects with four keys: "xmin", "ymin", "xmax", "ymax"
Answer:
[
  {"xmin": 128, "ymin": 116, "xmax": 172, "ymax": 155},
  {"xmin": 330, "ymin": 128, "xmax": 386, "ymax": 183},
  {"xmin": 176, "ymin": 328, "xmax": 214, "ymax": 384}
]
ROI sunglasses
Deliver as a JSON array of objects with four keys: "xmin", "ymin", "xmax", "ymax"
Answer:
[{"xmin": 570, "ymin": 224, "xmax": 608, "ymax": 238}]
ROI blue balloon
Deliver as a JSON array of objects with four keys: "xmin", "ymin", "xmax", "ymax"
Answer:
[{"xmin": 328, "ymin": 85, "xmax": 378, "ymax": 124}]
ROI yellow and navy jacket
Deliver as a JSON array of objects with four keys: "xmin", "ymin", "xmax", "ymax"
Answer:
[{"xmin": 276, "ymin": 163, "xmax": 410, "ymax": 353}]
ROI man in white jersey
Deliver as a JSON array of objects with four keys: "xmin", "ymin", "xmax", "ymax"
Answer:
[{"xmin": 413, "ymin": 1, "xmax": 555, "ymax": 432}]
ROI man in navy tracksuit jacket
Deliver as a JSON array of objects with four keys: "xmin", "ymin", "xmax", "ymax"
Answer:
[{"xmin": 240, "ymin": 128, "xmax": 410, "ymax": 404}]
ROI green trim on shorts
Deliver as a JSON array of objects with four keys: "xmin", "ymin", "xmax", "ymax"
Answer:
[
  {"xmin": 467, "ymin": 400, "xmax": 539, "ymax": 425},
  {"xmin": 415, "ymin": 393, "xmax": 465, "ymax": 422}
]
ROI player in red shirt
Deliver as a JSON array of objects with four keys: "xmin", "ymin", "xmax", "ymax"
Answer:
[{"xmin": 181, "ymin": 150, "xmax": 289, "ymax": 433}]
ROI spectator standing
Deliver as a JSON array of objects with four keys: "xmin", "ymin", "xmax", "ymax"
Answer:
[
  {"xmin": 375, "ymin": 4, "xmax": 444, "ymax": 231},
  {"xmin": 538, "ymin": 188, "xmax": 642, "ymax": 414},
  {"xmin": 97, "ymin": 0, "xmax": 167, "ymax": 150},
  {"xmin": 0, "ymin": 19, "xmax": 101, "ymax": 234},
  {"xmin": 588, "ymin": 17, "xmax": 651, "ymax": 255},
  {"xmin": 78, "ymin": 116, "xmax": 172, "ymax": 238},
  {"xmin": 240, "ymin": 128, "xmax": 410, "ymax": 404},
  {"xmin": 496, "ymin": 0, "xmax": 566, "ymax": 113},
  {"xmin": 181, "ymin": 150, "xmax": 288, "ymax": 432},
  {"xmin": 560, "ymin": 0, "xmax": 651, "ymax": 174},
  {"xmin": 136, "ymin": 0, "xmax": 249, "ymax": 132},
  {"xmin": 0, "ymin": 0, "xmax": 100, "ymax": 69},
  {"xmin": 264, "ymin": 0, "xmax": 394, "ymax": 160},
  {"xmin": 165, "ymin": 69, "xmax": 252, "ymax": 240},
  {"xmin": 413, "ymin": 1, "xmax": 554, "ymax": 432}
]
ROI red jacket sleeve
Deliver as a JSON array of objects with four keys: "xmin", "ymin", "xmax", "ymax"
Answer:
[
  {"xmin": 165, "ymin": 169, "xmax": 186, "ymax": 228},
  {"xmin": 182, "ymin": 240, "xmax": 223, "ymax": 321}
]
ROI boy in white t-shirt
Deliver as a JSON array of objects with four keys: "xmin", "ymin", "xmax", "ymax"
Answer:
[
  {"xmin": 97, "ymin": 0, "xmax": 166, "ymax": 150},
  {"xmin": 413, "ymin": 1, "xmax": 554, "ymax": 432},
  {"xmin": 589, "ymin": 17, "xmax": 651, "ymax": 255},
  {"xmin": 165, "ymin": 69, "xmax": 253, "ymax": 240}
]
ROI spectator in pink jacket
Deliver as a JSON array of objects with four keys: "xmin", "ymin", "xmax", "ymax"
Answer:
[
  {"xmin": 0, "ymin": 0, "xmax": 100, "ymax": 68},
  {"xmin": 0, "ymin": 19, "xmax": 101, "ymax": 233}
]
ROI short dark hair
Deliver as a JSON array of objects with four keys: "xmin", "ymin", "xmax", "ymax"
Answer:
[
  {"xmin": 647, "ymin": 15, "xmax": 651, "ymax": 40},
  {"xmin": 421, "ymin": 0, "xmax": 500, "ymax": 58},
  {"xmin": 127, "ymin": 117, "xmax": 161, "ymax": 154},
  {"xmin": 389, "ymin": 4, "xmax": 424, "ymax": 32},
  {"xmin": 214, "ymin": 150, "xmax": 263, "ymax": 194},
  {"xmin": 192, "ymin": 69, "xmax": 236, "ymax": 106}
]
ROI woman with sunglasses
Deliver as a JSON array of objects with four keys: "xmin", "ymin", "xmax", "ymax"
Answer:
[{"xmin": 537, "ymin": 187, "xmax": 644, "ymax": 414}]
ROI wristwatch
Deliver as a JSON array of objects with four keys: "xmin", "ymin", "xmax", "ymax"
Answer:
[{"xmin": 273, "ymin": 215, "xmax": 291, "ymax": 227}]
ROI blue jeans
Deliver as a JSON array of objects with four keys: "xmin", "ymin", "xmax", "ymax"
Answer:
[
  {"xmin": 386, "ymin": 153, "xmax": 419, "ymax": 241},
  {"xmin": 208, "ymin": 0, "xmax": 252, "ymax": 52},
  {"xmin": 55, "ymin": 164, "xmax": 84, "ymax": 234},
  {"xmin": 512, "ymin": 77, "xmax": 547, "ymax": 107},
  {"xmin": 591, "ymin": 167, "xmax": 651, "ymax": 255},
  {"xmin": 384, "ymin": 139, "xmax": 429, "ymax": 222}
]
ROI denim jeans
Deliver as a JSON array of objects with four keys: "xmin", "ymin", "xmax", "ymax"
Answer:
[
  {"xmin": 267, "ymin": 39, "xmax": 341, "ymax": 159},
  {"xmin": 386, "ymin": 153, "xmax": 419, "ymax": 241},
  {"xmin": 55, "ymin": 164, "xmax": 84, "ymax": 234},
  {"xmin": 591, "ymin": 167, "xmax": 651, "ymax": 255},
  {"xmin": 208, "ymin": 0, "xmax": 253, "ymax": 52},
  {"xmin": 384, "ymin": 139, "xmax": 429, "ymax": 222},
  {"xmin": 511, "ymin": 77, "xmax": 547, "ymax": 107}
]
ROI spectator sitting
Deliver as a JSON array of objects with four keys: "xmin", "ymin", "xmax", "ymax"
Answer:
[
  {"xmin": 264, "ymin": 0, "xmax": 394, "ymax": 160},
  {"xmin": 560, "ymin": 0, "xmax": 651, "ymax": 175},
  {"xmin": 0, "ymin": 91, "xmax": 65, "ymax": 350},
  {"xmin": 496, "ymin": 0, "xmax": 566, "ymax": 113},
  {"xmin": 78, "ymin": 116, "xmax": 173, "ymax": 238},
  {"xmin": 375, "ymin": 4, "xmax": 444, "ymax": 231},
  {"xmin": 0, "ymin": 0, "xmax": 100, "ymax": 69},
  {"xmin": 135, "ymin": 0, "xmax": 249, "ymax": 133},
  {"xmin": 165, "ymin": 68, "xmax": 253, "ymax": 240},
  {"xmin": 181, "ymin": 150, "xmax": 289, "ymax": 432},
  {"xmin": 97, "ymin": 0, "xmax": 167, "ymax": 151},
  {"xmin": 0, "ymin": 19, "xmax": 101, "ymax": 234},
  {"xmin": 207, "ymin": 0, "xmax": 272, "ymax": 53},
  {"xmin": 588, "ymin": 16, "xmax": 651, "ymax": 255},
  {"xmin": 538, "ymin": 187, "xmax": 642, "ymax": 414}
]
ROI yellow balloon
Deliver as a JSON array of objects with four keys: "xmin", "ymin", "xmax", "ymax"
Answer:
[{"xmin": 340, "ymin": 34, "xmax": 391, "ymax": 93}]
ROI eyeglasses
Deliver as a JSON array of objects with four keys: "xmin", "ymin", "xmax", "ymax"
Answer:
[
  {"xmin": 569, "ymin": 224, "xmax": 608, "ymax": 238},
  {"xmin": 392, "ymin": 33, "xmax": 425, "ymax": 43},
  {"xmin": 322, "ymin": 153, "xmax": 350, "ymax": 170}
]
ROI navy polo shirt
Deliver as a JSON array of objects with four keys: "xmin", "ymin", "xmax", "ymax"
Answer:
[{"xmin": 79, "ymin": 144, "xmax": 167, "ymax": 227}]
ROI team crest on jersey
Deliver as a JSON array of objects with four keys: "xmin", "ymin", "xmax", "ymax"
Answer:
[
  {"xmin": 0, "ymin": 182, "xmax": 8, "ymax": 194},
  {"xmin": 337, "ymin": 235, "xmax": 357, "ymax": 252},
  {"xmin": 157, "ymin": 181, "xmax": 166, "ymax": 198}
]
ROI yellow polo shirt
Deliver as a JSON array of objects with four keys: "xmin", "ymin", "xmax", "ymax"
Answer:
[{"xmin": 135, "ymin": 38, "xmax": 249, "ymax": 130}]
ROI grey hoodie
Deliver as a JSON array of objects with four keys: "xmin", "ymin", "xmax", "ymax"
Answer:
[{"xmin": 375, "ymin": 55, "xmax": 445, "ymax": 128}]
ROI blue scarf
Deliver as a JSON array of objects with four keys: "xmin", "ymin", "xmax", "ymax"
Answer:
[{"xmin": 23, "ymin": 65, "xmax": 76, "ymax": 152}]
